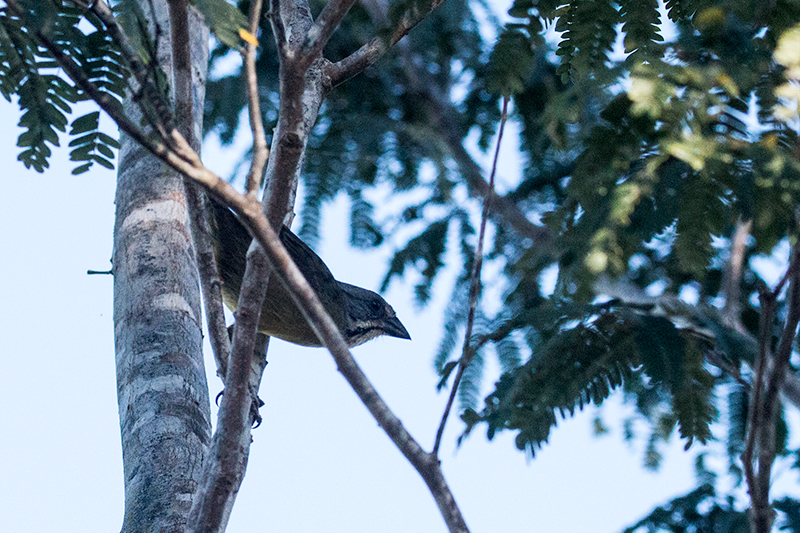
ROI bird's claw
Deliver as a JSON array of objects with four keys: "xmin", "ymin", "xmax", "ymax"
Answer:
[{"xmin": 214, "ymin": 389, "xmax": 264, "ymax": 428}]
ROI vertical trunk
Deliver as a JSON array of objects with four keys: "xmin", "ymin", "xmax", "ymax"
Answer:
[{"xmin": 112, "ymin": 2, "xmax": 211, "ymax": 531}]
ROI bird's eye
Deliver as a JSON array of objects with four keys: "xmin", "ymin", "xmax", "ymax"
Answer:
[{"xmin": 369, "ymin": 299, "xmax": 383, "ymax": 314}]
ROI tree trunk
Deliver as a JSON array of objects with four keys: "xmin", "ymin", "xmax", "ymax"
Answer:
[{"xmin": 112, "ymin": 2, "xmax": 211, "ymax": 531}]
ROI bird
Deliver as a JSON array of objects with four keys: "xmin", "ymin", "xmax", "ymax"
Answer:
[{"xmin": 208, "ymin": 198, "xmax": 411, "ymax": 347}]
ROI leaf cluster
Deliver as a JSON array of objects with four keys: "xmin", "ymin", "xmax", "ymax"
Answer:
[
  {"xmin": 461, "ymin": 303, "xmax": 717, "ymax": 455},
  {"xmin": 623, "ymin": 483, "xmax": 800, "ymax": 533},
  {"xmin": 0, "ymin": 0, "xmax": 125, "ymax": 173}
]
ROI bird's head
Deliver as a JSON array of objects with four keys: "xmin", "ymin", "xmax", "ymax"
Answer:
[{"xmin": 338, "ymin": 282, "xmax": 411, "ymax": 347}]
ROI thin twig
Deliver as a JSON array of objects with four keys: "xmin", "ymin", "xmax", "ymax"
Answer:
[
  {"xmin": 433, "ymin": 97, "xmax": 509, "ymax": 458},
  {"xmin": 90, "ymin": 0, "xmax": 178, "ymax": 149},
  {"xmin": 243, "ymin": 0, "xmax": 270, "ymax": 196},
  {"xmin": 772, "ymin": 246, "xmax": 800, "ymax": 298},
  {"xmin": 742, "ymin": 244, "xmax": 800, "ymax": 533},
  {"xmin": 761, "ymin": 246, "xmax": 800, "ymax": 429}
]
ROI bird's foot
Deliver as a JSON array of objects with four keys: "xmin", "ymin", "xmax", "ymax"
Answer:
[{"xmin": 213, "ymin": 389, "xmax": 265, "ymax": 428}]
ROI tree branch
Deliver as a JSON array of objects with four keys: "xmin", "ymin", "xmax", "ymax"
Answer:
[
  {"xmin": 301, "ymin": 0, "xmax": 357, "ymax": 61},
  {"xmin": 243, "ymin": 0, "xmax": 270, "ymax": 196},
  {"xmin": 186, "ymin": 0, "xmax": 276, "ymax": 528},
  {"xmin": 167, "ymin": 0, "xmax": 232, "ymax": 381},
  {"xmin": 742, "ymin": 283, "xmax": 775, "ymax": 533},
  {"xmin": 741, "ymin": 245, "xmax": 800, "ymax": 533},
  {"xmin": 326, "ymin": 0, "xmax": 450, "ymax": 87},
  {"xmin": 760, "ymin": 246, "xmax": 800, "ymax": 429},
  {"xmin": 185, "ymin": 248, "xmax": 270, "ymax": 532},
  {"xmin": 433, "ymin": 97, "xmax": 508, "ymax": 457},
  {"xmin": 267, "ymin": 0, "xmax": 288, "ymax": 55}
]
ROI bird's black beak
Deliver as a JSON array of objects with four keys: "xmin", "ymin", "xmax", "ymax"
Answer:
[{"xmin": 384, "ymin": 316, "xmax": 411, "ymax": 340}]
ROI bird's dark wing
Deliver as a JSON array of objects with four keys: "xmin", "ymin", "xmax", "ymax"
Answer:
[
  {"xmin": 210, "ymin": 197, "xmax": 338, "ymax": 288},
  {"xmin": 209, "ymin": 198, "xmax": 348, "ymax": 334},
  {"xmin": 277, "ymin": 225, "xmax": 342, "ymax": 306},
  {"xmin": 208, "ymin": 198, "xmax": 250, "ymax": 309}
]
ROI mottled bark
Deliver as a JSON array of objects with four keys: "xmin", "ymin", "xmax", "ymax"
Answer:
[{"xmin": 113, "ymin": 2, "xmax": 211, "ymax": 531}]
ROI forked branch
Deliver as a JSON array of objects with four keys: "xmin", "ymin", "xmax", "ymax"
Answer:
[{"xmin": 742, "ymin": 245, "xmax": 800, "ymax": 533}]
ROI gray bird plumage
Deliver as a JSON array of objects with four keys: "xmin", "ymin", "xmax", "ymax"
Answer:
[{"xmin": 208, "ymin": 199, "xmax": 410, "ymax": 347}]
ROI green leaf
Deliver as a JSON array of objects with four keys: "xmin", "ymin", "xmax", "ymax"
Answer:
[
  {"xmin": 69, "ymin": 111, "xmax": 100, "ymax": 135},
  {"xmin": 193, "ymin": 0, "xmax": 249, "ymax": 49},
  {"xmin": 71, "ymin": 162, "xmax": 92, "ymax": 175}
]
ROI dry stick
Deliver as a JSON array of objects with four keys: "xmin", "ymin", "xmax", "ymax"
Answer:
[
  {"xmin": 243, "ymin": 0, "xmax": 270, "ymax": 196},
  {"xmin": 167, "ymin": 0, "xmax": 232, "ymax": 380},
  {"xmin": 433, "ymin": 97, "xmax": 509, "ymax": 458}
]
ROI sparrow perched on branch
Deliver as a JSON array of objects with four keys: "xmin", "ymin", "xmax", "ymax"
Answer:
[{"xmin": 209, "ymin": 199, "xmax": 410, "ymax": 347}]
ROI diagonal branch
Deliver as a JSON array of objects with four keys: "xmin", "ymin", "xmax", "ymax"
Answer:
[
  {"xmin": 89, "ymin": 0, "xmax": 179, "ymax": 148},
  {"xmin": 326, "ymin": 0, "xmax": 450, "ymax": 87}
]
